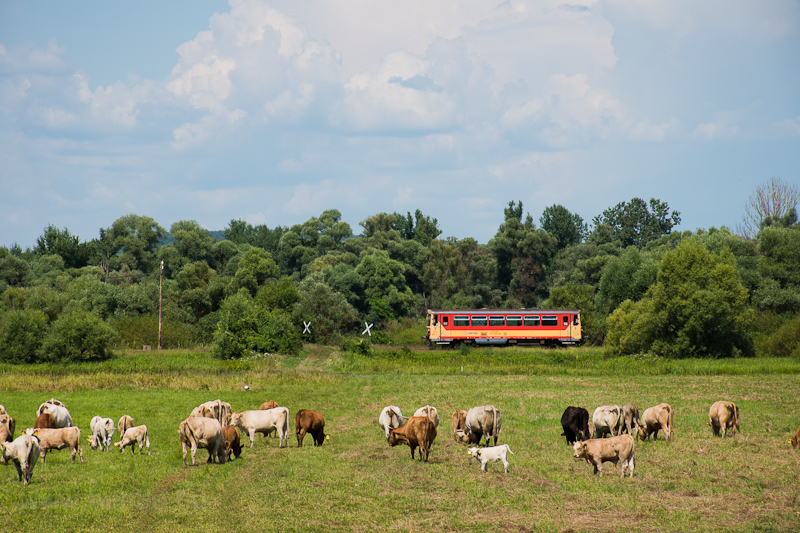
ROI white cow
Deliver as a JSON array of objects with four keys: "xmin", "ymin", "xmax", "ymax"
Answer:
[
  {"xmin": 88, "ymin": 416, "xmax": 116, "ymax": 452},
  {"xmin": 178, "ymin": 417, "xmax": 226, "ymax": 466},
  {"xmin": 0, "ymin": 433, "xmax": 40, "ymax": 485},
  {"xmin": 37, "ymin": 402, "xmax": 73, "ymax": 428},
  {"xmin": 592, "ymin": 405, "xmax": 622, "ymax": 438},
  {"xmin": 467, "ymin": 444, "xmax": 515, "ymax": 473},
  {"xmin": 464, "ymin": 405, "xmax": 502, "ymax": 446},
  {"xmin": 231, "ymin": 408, "xmax": 289, "ymax": 448},
  {"xmin": 379, "ymin": 406, "xmax": 404, "ymax": 442},
  {"xmin": 413, "ymin": 405, "xmax": 440, "ymax": 428},
  {"xmin": 115, "ymin": 425, "xmax": 150, "ymax": 455},
  {"xmin": 190, "ymin": 399, "xmax": 232, "ymax": 427}
]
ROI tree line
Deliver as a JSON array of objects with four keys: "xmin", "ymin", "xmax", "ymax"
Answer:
[{"xmin": 1, "ymin": 180, "xmax": 799, "ymax": 362}]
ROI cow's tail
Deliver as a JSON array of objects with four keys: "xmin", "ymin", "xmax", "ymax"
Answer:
[
  {"xmin": 422, "ymin": 418, "xmax": 431, "ymax": 461},
  {"xmin": 667, "ymin": 405, "xmax": 674, "ymax": 440},
  {"xmin": 492, "ymin": 406, "xmax": 500, "ymax": 445},
  {"xmin": 732, "ymin": 403, "xmax": 739, "ymax": 434}
]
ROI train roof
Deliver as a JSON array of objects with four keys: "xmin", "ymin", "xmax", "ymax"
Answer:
[{"xmin": 427, "ymin": 308, "xmax": 580, "ymax": 314}]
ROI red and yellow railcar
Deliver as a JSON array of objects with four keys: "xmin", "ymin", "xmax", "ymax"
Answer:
[{"xmin": 425, "ymin": 308, "xmax": 583, "ymax": 348}]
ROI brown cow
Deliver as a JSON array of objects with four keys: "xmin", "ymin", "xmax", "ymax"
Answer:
[
  {"xmin": 34, "ymin": 413, "xmax": 57, "ymax": 430},
  {"xmin": 452, "ymin": 409, "xmax": 467, "ymax": 441},
  {"xmin": 295, "ymin": 409, "xmax": 328, "ymax": 447},
  {"xmin": 790, "ymin": 427, "xmax": 800, "ymax": 449},
  {"xmin": 708, "ymin": 401, "xmax": 739, "ymax": 437},
  {"xmin": 0, "ymin": 414, "xmax": 15, "ymax": 443},
  {"xmin": 388, "ymin": 416, "xmax": 437, "ymax": 462},
  {"xmin": 638, "ymin": 404, "xmax": 674, "ymax": 441},
  {"xmin": 222, "ymin": 425, "xmax": 242, "ymax": 460},
  {"xmin": 25, "ymin": 427, "xmax": 85, "ymax": 464},
  {"xmin": 572, "ymin": 434, "xmax": 635, "ymax": 477}
]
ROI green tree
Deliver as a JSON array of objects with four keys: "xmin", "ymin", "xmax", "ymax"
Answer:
[
  {"xmin": 234, "ymin": 248, "xmax": 279, "ymax": 296},
  {"xmin": 170, "ymin": 220, "xmax": 215, "ymax": 264},
  {"xmin": 596, "ymin": 247, "xmax": 659, "ymax": 315},
  {"xmin": 0, "ymin": 309, "xmax": 48, "ymax": 363},
  {"xmin": 34, "ymin": 224, "xmax": 92, "ymax": 268},
  {"xmin": 0, "ymin": 247, "xmax": 30, "ymax": 288},
  {"xmin": 294, "ymin": 273, "xmax": 358, "ymax": 342},
  {"xmin": 540, "ymin": 205, "xmax": 587, "ymax": 250},
  {"xmin": 42, "ymin": 309, "xmax": 118, "ymax": 361},
  {"xmin": 103, "ymin": 214, "xmax": 166, "ymax": 273},
  {"xmin": 355, "ymin": 250, "xmax": 416, "ymax": 319},
  {"xmin": 592, "ymin": 198, "xmax": 681, "ymax": 249}
]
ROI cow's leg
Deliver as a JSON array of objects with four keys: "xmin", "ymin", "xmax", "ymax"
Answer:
[
  {"xmin": 249, "ymin": 429, "xmax": 257, "ymax": 448},
  {"xmin": 297, "ymin": 428, "xmax": 307, "ymax": 448},
  {"xmin": 40, "ymin": 449, "xmax": 47, "ymax": 464},
  {"xmin": 182, "ymin": 443, "xmax": 188, "ymax": 466},
  {"xmin": 191, "ymin": 443, "xmax": 198, "ymax": 466},
  {"xmin": 503, "ymin": 458, "xmax": 509, "ymax": 473},
  {"xmin": 13, "ymin": 461, "xmax": 23, "ymax": 482}
]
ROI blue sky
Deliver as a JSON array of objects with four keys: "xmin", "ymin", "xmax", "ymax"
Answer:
[{"xmin": 1, "ymin": 0, "xmax": 798, "ymax": 248}]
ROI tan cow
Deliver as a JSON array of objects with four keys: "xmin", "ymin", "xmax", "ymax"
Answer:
[
  {"xmin": 0, "ymin": 414, "xmax": 15, "ymax": 443},
  {"xmin": 388, "ymin": 416, "xmax": 437, "ymax": 462},
  {"xmin": 789, "ymin": 427, "xmax": 800, "ymax": 449},
  {"xmin": 592, "ymin": 405, "xmax": 622, "ymax": 438},
  {"xmin": 178, "ymin": 417, "xmax": 226, "ymax": 466},
  {"xmin": 413, "ymin": 405, "xmax": 440, "ymax": 428},
  {"xmin": 620, "ymin": 404, "xmax": 641, "ymax": 439},
  {"xmin": 191, "ymin": 399, "xmax": 232, "ymax": 427},
  {"xmin": 116, "ymin": 425, "xmax": 150, "ymax": 455},
  {"xmin": 118, "ymin": 415, "xmax": 135, "ymax": 443},
  {"xmin": 231, "ymin": 408, "xmax": 289, "ymax": 448},
  {"xmin": 452, "ymin": 409, "xmax": 467, "ymax": 442},
  {"xmin": 0, "ymin": 433, "xmax": 40, "ymax": 485},
  {"xmin": 638, "ymin": 403, "xmax": 674, "ymax": 441},
  {"xmin": 572, "ymin": 434, "xmax": 635, "ymax": 477},
  {"xmin": 708, "ymin": 401, "xmax": 739, "ymax": 438},
  {"xmin": 24, "ymin": 427, "xmax": 84, "ymax": 464}
]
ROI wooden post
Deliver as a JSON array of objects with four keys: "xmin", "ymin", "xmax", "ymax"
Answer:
[{"xmin": 158, "ymin": 260, "xmax": 163, "ymax": 350}]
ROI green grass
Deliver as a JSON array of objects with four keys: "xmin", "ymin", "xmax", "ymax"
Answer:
[{"xmin": 1, "ymin": 346, "xmax": 799, "ymax": 532}]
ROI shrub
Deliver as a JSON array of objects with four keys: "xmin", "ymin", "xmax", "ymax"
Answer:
[
  {"xmin": 41, "ymin": 309, "xmax": 118, "ymax": 362},
  {"xmin": 0, "ymin": 309, "xmax": 48, "ymax": 363}
]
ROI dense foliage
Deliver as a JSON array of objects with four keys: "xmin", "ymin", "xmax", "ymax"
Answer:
[{"xmin": 1, "ymin": 197, "xmax": 799, "ymax": 362}]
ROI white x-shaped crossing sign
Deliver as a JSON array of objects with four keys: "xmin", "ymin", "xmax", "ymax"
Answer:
[
  {"xmin": 362, "ymin": 322, "xmax": 373, "ymax": 336},
  {"xmin": 303, "ymin": 321, "xmax": 311, "ymax": 334}
]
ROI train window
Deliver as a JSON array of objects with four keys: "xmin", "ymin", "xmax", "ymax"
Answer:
[
  {"xmin": 563, "ymin": 316, "xmax": 569, "ymax": 326},
  {"xmin": 471, "ymin": 315, "xmax": 487, "ymax": 327},
  {"xmin": 489, "ymin": 315, "xmax": 505, "ymax": 327},
  {"xmin": 542, "ymin": 315, "xmax": 558, "ymax": 327},
  {"xmin": 432, "ymin": 314, "xmax": 438, "ymax": 326},
  {"xmin": 443, "ymin": 316, "xmax": 449, "ymax": 327},
  {"xmin": 454, "ymin": 315, "xmax": 469, "ymax": 327},
  {"xmin": 507, "ymin": 315, "xmax": 522, "ymax": 327},
  {"xmin": 573, "ymin": 315, "xmax": 579, "ymax": 326},
  {"xmin": 524, "ymin": 315, "xmax": 540, "ymax": 326}
]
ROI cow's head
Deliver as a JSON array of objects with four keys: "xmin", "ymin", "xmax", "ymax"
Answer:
[
  {"xmin": 572, "ymin": 441, "xmax": 587, "ymax": 459},
  {"xmin": 453, "ymin": 429, "xmax": 470, "ymax": 443},
  {"xmin": 790, "ymin": 436, "xmax": 800, "ymax": 449},
  {"xmin": 387, "ymin": 429, "xmax": 406, "ymax": 447},
  {"xmin": 467, "ymin": 447, "xmax": 481, "ymax": 460},
  {"xmin": 87, "ymin": 435, "xmax": 99, "ymax": 451},
  {"xmin": 0, "ymin": 442, "xmax": 7, "ymax": 464}
]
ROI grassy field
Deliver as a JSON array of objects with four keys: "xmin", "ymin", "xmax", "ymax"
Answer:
[{"xmin": 1, "ymin": 346, "xmax": 799, "ymax": 532}]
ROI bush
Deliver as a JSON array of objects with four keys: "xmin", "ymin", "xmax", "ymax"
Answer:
[
  {"xmin": 0, "ymin": 309, "xmax": 48, "ymax": 363},
  {"xmin": 759, "ymin": 315, "xmax": 800, "ymax": 358},
  {"xmin": 41, "ymin": 310, "xmax": 118, "ymax": 362}
]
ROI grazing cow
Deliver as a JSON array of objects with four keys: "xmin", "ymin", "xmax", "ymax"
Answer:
[
  {"xmin": 467, "ymin": 444, "xmax": 515, "ymax": 473},
  {"xmin": 413, "ymin": 405, "xmax": 440, "ymax": 428},
  {"xmin": 708, "ymin": 401, "xmax": 739, "ymax": 438},
  {"xmin": 34, "ymin": 413, "xmax": 56, "ymax": 430},
  {"xmin": 388, "ymin": 416, "xmax": 437, "ymax": 462},
  {"xmin": 790, "ymin": 427, "xmax": 800, "ymax": 449},
  {"xmin": 572, "ymin": 434, "xmax": 635, "ymax": 478},
  {"xmin": 379, "ymin": 405, "xmax": 404, "ymax": 443},
  {"xmin": 118, "ymin": 415, "xmax": 135, "ymax": 442},
  {"xmin": 638, "ymin": 404, "xmax": 674, "ymax": 441},
  {"xmin": 0, "ymin": 433, "xmax": 40, "ymax": 486},
  {"xmin": 231, "ymin": 408, "xmax": 289, "ymax": 448},
  {"xmin": 295, "ymin": 409, "xmax": 328, "ymax": 447},
  {"xmin": 592, "ymin": 405, "xmax": 622, "ymax": 438},
  {"xmin": 36, "ymin": 398, "xmax": 65, "ymax": 415},
  {"xmin": 24, "ymin": 427, "xmax": 84, "ymax": 464},
  {"xmin": 88, "ymin": 416, "xmax": 115, "ymax": 452},
  {"xmin": 620, "ymin": 404, "xmax": 641, "ymax": 439},
  {"xmin": 452, "ymin": 409, "xmax": 467, "ymax": 438},
  {"xmin": 191, "ymin": 399, "xmax": 232, "ymax": 427},
  {"xmin": 37, "ymin": 402, "xmax": 73, "ymax": 428},
  {"xmin": 560, "ymin": 406, "xmax": 591, "ymax": 445},
  {"xmin": 178, "ymin": 417, "xmax": 226, "ymax": 466},
  {"xmin": 222, "ymin": 425, "xmax": 243, "ymax": 461},
  {"xmin": 0, "ymin": 414, "xmax": 16, "ymax": 443},
  {"xmin": 464, "ymin": 405, "xmax": 502, "ymax": 446},
  {"xmin": 116, "ymin": 425, "xmax": 150, "ymax": 455}
]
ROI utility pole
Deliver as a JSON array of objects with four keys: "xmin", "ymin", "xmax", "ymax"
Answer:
[{"xmin": 158, "ymin": 260, "xmax": 164, "ymax": 350}]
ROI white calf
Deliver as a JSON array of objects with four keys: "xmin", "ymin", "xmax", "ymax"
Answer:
[{"xmin": 467, "ymin": 444, "xmax": 515, "ymax": 473}]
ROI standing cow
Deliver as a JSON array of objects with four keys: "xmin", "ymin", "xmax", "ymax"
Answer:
[
  {"xmin": 222, "ymin": 425, "xmax": 243, "ymax": 461},
  {"xmin": 413, "ymin": 405, "xmax": 440, "ymax": 428},
  {"xmin": 118, "ymin": 415, "xmax": 135, "ymax": 444},
  {"xmin": 0, "ymin": 433, "xmax": 40, "ymax": 485},
  {"xmin": 295, "ymin": 410, "xmax": 328, "ymax": 447},
  {"xmin": 388, "ymin": 416, "xmax": 437, "ymax": 462},
  {"xmin": 592, "ymin": 405, "xmax": 622, "ymax": 438},
  {"xmin": 573, "ymin": 434, "xmax": 635, "ymax": 478},
  {"xmin": 619, "ymin": 404, "xmax": 641, "ymax": 439},
  {"xmin": 178, "ymin": 417, "xmax": 226, "ymax": 466},
  {"xmin": 464, "ymin": 405, "xmax": 502, "ymax": 446},
  {"xmin": 37, "ymin": 402, "xmax": 73, "ymax": 428},
  {"xmin": 231, "ymin": 408, "xmax": 289, "ymax": 448},
  {"xmin": 708, "ymin": 401, "xmax": 739, "ymax": 438},
  {"xmin": 638, "ymin": 403, "xmax": 674, "ymax": 441},
  {"xmin": 379, "ymin": 406, "xmax": 404, "ymax": 443},
  {"xmin": 88, "ymin": 416, "xmax": 115, "ymax": 452},
  {"xmin": 561, "ymin": 406, "xmax": 591, "ymax": 445},
  {"xmin": 452, "ymin": 409, "xmax": 467, "ymax": 441}
]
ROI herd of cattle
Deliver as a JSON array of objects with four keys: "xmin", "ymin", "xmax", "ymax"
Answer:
[{"xmin": 1, "ymin": 396, "xmax": 798, "ymax": 486}]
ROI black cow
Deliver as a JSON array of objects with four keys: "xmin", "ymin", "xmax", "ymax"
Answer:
[{"xmin": 561, "ymin": 406, "xmax": 590, "ymax": 445}]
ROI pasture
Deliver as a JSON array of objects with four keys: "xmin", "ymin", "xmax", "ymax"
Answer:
[{"xmin": 1, "ymin": 347, "xmax": 799, "ymax": 532}]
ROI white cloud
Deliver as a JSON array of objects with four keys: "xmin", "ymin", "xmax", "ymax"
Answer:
[{"xmin": 693, "ymin": 114, "xmax": 739, "ymax": 140}]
